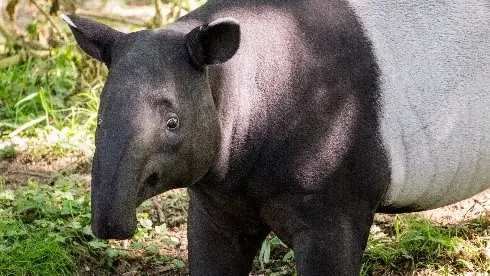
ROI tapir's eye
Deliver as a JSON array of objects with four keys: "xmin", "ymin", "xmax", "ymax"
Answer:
[{"xmin": 167, "ymin": 117, "xmax": 179, "ymax": 129}]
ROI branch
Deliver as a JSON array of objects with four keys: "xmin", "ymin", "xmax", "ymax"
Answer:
[
  {"xmin": 75, "ymin": 9, "xmax": 148, "ymax": 28},
  {"xmin": 0, "ymin": 48, "xmax": 50, "ymax": 70},
  {"xmin": 0, "ymin": 16, "xmax": 15, "ymax": 43},
  {"xmin": 7, "ymin": 170, "xmax": 51, "ymax": 179},
  {"xmin": 27, "ymin": 0, "xmax": 68, "ymax": 41},
  {"xmin": 0, "ymin": 53, "xmax": 22, "ymax": 69},
  {"xmin": 152, "ymin": 197, "xmax": 166, "ymax": 223}
]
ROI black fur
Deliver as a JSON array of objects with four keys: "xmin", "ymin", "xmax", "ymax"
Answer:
[{"xmin": 65, "ymin": 0, "xmax": 391, "ymax": 275}]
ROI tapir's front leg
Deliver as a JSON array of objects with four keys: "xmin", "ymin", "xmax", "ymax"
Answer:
[
  {"xmin": 261, "ymin": 193, "xmax": 377, "ymax": 276},
  {"xmin": 187, "ymin": 189, "xmax": 270, "ymax": 276}
]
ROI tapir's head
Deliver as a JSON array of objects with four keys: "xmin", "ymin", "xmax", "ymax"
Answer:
[{"xmin": 62, "ymin": 15, "xmax": 240, "ymax": 239}]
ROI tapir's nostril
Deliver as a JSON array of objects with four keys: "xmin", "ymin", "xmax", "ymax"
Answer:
[{"xmin": 145, "ymin": 172, "xmax": 159, "ymax": 187}]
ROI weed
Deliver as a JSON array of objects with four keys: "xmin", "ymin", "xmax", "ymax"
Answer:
[
  {"xmin": 360, "ymin": 214, "xmax": 490, "ymax": 275},
  {"xmin": 0, "ymin": 174, "xmax": 189, "ymax": 275},
  {"xmin": 0, "ymin": 143, "xmax": 16, "ymax": 159},
  {"xmin": 0, "ymin": 220, "xmax": 76, "ymax": 275},
  {"xmin": 253, "ymin": 214, "xmax": 490, "ymax": 275},
  {"xmin": 0, "ymin": 179, "xmax": 92, "ymax": 275},
  {"xmin": 0, "ymin": 45, "xmax": 103, "ymax": 141},
  {"xmin": 256, "ymin": 235, "xmax": 295, "ymax": 275}
]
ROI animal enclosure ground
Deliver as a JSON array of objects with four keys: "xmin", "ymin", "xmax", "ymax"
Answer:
[
  {"xmin": 1, "ymin": 1, "xmax": 490, "ymax": 274},
  {"xmin": 1, "ymin": 146, "xmax": 490, "ymax": 275}
]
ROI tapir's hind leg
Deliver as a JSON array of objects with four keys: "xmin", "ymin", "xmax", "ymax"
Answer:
[
  {"xmin": 261, "ymin": 193, "xmax": 376, "ymax": 276},
  {"xmin": 187, "ymin": 190, "xmax": 269, "ymax": 276}
]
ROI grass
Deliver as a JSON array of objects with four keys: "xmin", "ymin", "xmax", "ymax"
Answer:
[
  {"xmin": 0, "ymin": 43, "xmax": 103, "ymax": 162},
  {"xmin": 2, "ymin": 1, "xmax": 490, "ymax": 274},
  {"xmin": 0, "ymin": 178, "xmax": 92, "ymax": 275},
  {"xmin": 0, "ymin": 171, "xmax": 190, "ymax": 275},
  {"xmin": 0, "ymin": 220, "xmax": 76, "ymax": 275},
  {"xmin": 361, "ymin": 215, "xmax": 487, "ymax": 275},
  {"xmin": 0, "ymin": 44, "xmax": 104, "ymax": 139},
  {"xmin": 3, "ymin": 166, "xmax": 490, "ymax": 276},
  {"xmin": 254, "ymin": 214, "xmax": 490, "ymax": 276},
  {"xmin": 0, "ymin": 7, "xmax": 192, "ymax": 274},
  {"xmin": 0, "ymin": 143, "xmax": 15, "ymax": 159},
  {"xmin": 1, "ymin": 48, "xmax": 490, "ymax": 275}
]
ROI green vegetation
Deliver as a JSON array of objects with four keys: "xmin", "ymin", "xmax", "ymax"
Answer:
[
  {"xmin": 0, "ymin": 143, "xmax": 15, "ymax": 159},
  {"xmin": 0, "ymin": 181, "xmax": 84, "ymax": 275},
  {"xmin": 1, "ymin": 0, "xmax": 490, "ymax": 275},
  {"xmin": 0, "ymin": 173, "xmax": 190, "ymax": 275},
  {"xmin": 255, "ymin": 215, "xmax": 490, "ymax": 275},
  {"xmin": 0, "ymin": 1, "xmax": 198, "ymax": 275},
  {"xmin": 0, "ymin": 45, "xmax": 102, "ymax": 143},
  {"xmin": 361, "ymin": 215, "xmax": 490, "ymax": 275}
]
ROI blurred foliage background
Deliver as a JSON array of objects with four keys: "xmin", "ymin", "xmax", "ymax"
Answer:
[
  {"xmin": 1, "ymin": 0, "xmax": 206, "ymax": 67},
  {"xmin": 2, "ymin": 2, "xmax": 490, "ymax": 275},
  {"xmin": 0, "ymin": 2, "xmax": 210, "ymax": 275},
  {"xmin": 0, "ymin": 0, "xmax": 205, "ymax": 140}
]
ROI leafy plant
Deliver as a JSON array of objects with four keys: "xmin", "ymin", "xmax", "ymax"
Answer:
[
  {"xmin": 0, "ymin": 220, "xmax": 76, "ymax": 275},
  {"xmin": 0, "ymin": 45, "xmax": 103, "ymax": 139},
  {"xmin": 0, "ymin": 143, "xmax": 16, "ymax": 159},
  {"xmin": 257, "ymin": 235, "xmax": 295, "ymax": 275},
  {"xmin": 360, "ymin": 215, "xmax": 487, "ymax": 275},
  {"xmin": 0, "ymin": 178, "xmax": 94, "ymax": 275}
]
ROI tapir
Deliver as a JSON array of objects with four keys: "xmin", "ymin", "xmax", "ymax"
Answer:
[{"xmin": 62, "ymin": 0, "xmax": 490, "ymax": 274}]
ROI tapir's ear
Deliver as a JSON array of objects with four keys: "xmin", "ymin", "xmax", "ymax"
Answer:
[
  {"xmin": 61, "ymin": 14, "xmax": 124, "ymax": 65},
  {"xmin": 186, "ymin": 17, "xmax": 240, "ymax": 69}
]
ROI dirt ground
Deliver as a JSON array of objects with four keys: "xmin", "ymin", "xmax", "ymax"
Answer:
[
  {"xmin": 418, "ymin": 190, "xmax": 490, "ymax": 225},
  {"xmin": 2, "ymin": 147, "xmax": 490, "ymax": 275},
  {"xmin": 2, "ymin": 151, "xmax": 490, "ymax": 224},
  {"xmin": 3, "ymin": 0, "xmax": 489, "ymax": 226}
]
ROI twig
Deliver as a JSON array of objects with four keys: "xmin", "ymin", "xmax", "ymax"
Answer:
[
  {"xmin": 0, "ymin": 48, "xmax": 49, "ymax": 69},
  {"xmin": 152, "ymin": 197, "xmax": 166, "ymax": 223},
  {"xmin": 7, "ymin": 170, "xmax": 51, "ymax": 178},
  {"xmin": 462, "ymin": 200, "xmax": 479, "ymax": 221},
  {"xmin": 0, "ymin": 23, "xmax": 13, "ymax": 41},
  {"xmin": 150, "ymin": 0, "xmax": 163, "ymax": 27},
  {"xmin": 23, "ymin": 40, "xmax": 50, "ymax": 51},
  {"xmin": 0, "ymin": 16, "xmax": 15, "ymax": 43},
  {"xmin": 76, "ymin": 9, "xmax": 148, "ymax": 28},
  {"xmin": 27, "ymin": 0, "xmax": 68, "ymax": 41},
  {"xmin": 0, "ymin": 53, "xmax": 22, "ymax": 69},
  {"xmin": 26, "ymin": 48, "xmax": 50, "ymax": 58},
  {"xmin": 162, "ymin": 0, "xmax": 192, "ymax": 13}
]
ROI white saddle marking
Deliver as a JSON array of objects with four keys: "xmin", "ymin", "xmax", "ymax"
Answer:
[{"xmin": 349, "ymin": 0, "xmax": 490, "ymax": 209}]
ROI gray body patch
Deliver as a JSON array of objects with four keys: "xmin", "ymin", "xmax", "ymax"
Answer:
[{"xmin": 349, "ymin": 0, "xmax": 490, "ymax": 210}]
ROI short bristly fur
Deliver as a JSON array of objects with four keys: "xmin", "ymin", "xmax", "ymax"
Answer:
[{"xmin": 63, "ymin": 0, "xmax": 490, "ymax": 275}]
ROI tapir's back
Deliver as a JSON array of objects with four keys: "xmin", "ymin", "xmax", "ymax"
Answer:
[{"xmin": 349, "ymin": 0, "xmax": 490, "ymax": 211}]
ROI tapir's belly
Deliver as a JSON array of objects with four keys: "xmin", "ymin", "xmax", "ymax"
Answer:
[{"xmin": 349, "ymin": 0, "xmax": 490, "ymax": 210}]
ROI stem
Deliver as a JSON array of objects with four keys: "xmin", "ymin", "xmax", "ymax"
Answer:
[
  {"xmin": 152, "ymin": 198, "xmax": 166, "ymax": 223},
  {"xmin": 0, "ymin": 16, "xmax": 15, "ymax": 43},
  {"xmin": 7, "ymin": 171, "xmax": 51, "ymax": 179},
  {"xmin": 0, "ymin": 54, "xmax": 22, "ymax": 69},
  {"xmin": 75, "ymin": 9, "xmax": 147, "ymax": 27},
  {"xmin": 27, "ymin": 0, "xmax": 68, "ymax": 41}
]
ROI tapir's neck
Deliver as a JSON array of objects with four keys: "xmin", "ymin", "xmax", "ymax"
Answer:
[
  {"xmin": 181, "ymin": 0, "xmax": 490, "ymax": 212},
  {"xmin": 189, "ymin": 0, "xmax": 391, "ymax": 207}
]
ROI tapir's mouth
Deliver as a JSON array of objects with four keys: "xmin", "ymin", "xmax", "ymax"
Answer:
[
  {"xmin": 144, "ymin": 172, "xmax": 160, "ymax": 187},
  {"xmin": 137, "ymin": 172, "xmax": 160, "ymax": 203},
  {"xmin": 91, "ymin": 200, "xmax": 138, "ymax": 240},
  {"xmin": 92, "ymin": 221, "xmax": 136, "ymax": 240},
  {"xmin": 92, "ymin": 172, "xmax": 165, "ymax": 240}
]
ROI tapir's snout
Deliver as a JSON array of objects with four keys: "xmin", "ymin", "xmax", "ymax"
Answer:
[
  {"xmin": 90, "ymin": 151, "xmax": 140, "ymax": 240},
  {"xmin": 91, "ymin": 220, "xmax": 136, "ymax": 240},
  {"xmin": 91, "ymin": 203, "xmax": 137, "ymax": 239}
]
